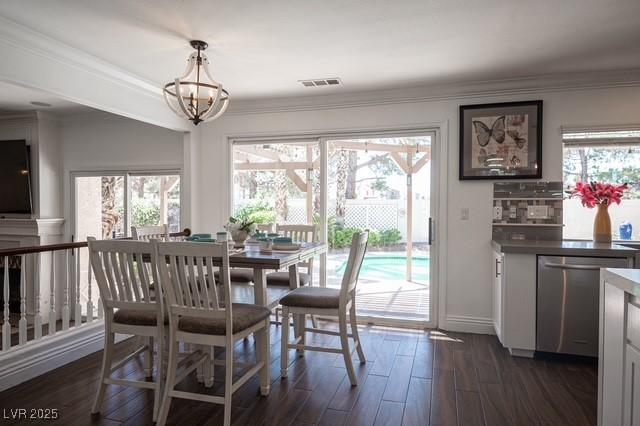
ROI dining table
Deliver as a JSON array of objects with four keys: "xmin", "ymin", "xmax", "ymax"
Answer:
[{"xmin": 227, "ymin": 241, "xmax": 327, "ymax": 304}]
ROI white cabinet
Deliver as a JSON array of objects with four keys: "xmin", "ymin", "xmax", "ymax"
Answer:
[
  {"xmin": 624, "ymin": 343, "xmax": 640, "ymax": 426},
  {"xmin": 599, "ymin": 270, "xmax": 640, "ymax": 426},
  {"xmin": 491, "ymin": 250, "xmax": 537, "ymax": 357},
  {"xmin": 492, "ymin": 250, "xmax": 504, "ymax": 343}
]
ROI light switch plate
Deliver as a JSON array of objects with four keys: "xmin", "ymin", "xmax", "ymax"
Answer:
[
  {"xmin": 527, "ymin": 205, "xmax": 551, "ymax": 219},
  {"xmin": 493, "ymin": 206, "xmax": 503, "ymax": 220},
  {"xmin": 461, "ymin": 207, "xmax": 470, "ymax": 220}
]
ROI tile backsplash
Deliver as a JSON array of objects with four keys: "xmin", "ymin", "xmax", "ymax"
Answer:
[{"xmin": 492, "ymin": 181, "xmax": 564, "ymax": 241}]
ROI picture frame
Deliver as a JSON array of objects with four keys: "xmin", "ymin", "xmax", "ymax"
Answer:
[{"xmin": 459, "ymin": 100, "xmax": 543, "ymax": 180}]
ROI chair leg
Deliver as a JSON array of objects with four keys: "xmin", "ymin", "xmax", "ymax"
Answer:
[
  {"xmin": 91, "ymin": 327, "xmax": 114, "ymax": 414},
  {"xmin": 224, "ymin": 340, "xmax": 234, "ymax": 426},
  {"xmin": 280, "ymin": 308, "xmax": 290, "ymax": 378},
  {"xmin": 275, "ymin": 307, "xmax": 279, "ymax": 324},
  {"xmin": 310, "ymin": 314, "xmax": 318, "ymax": 329},
  {"xmin": 196, "ymin": 344, "xmax": 204, "ymax": 383},
  {"xmin": 339, "ymin": 311, "xmax": 358, "ymax": 386},
  {"xmin": 296, "ymin": 313, "xmax": 306, "ymax": 356},
  {"xmin": 350, "ymin": 303, "xmax": 366, "ymax": 364},
  {"xmin": 144, "ymin": 336, "xmax": 154, "ymax": 378},
  {"xmin": 256, "ymin": 321, "xmax": 271, "ymax": 396},
  {"xmin": 203, "ymin": 346, "xmax": 214, "ymax": 388},
  {"xmin": 157, "ymin": 333, "xmax": 179, "ymax": 426},
  {"xmin": 152, "ymin": 331, "xmax": 164, "ymax": 422}
]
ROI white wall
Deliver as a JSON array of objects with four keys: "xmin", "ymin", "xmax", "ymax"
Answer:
[
  {"xmin": 60, "ymin": 113, "xmax": 184, "ymax": 237},
  {"xmin": 197, "ymin": 85, "xmax": 640, "ymax": 331}
]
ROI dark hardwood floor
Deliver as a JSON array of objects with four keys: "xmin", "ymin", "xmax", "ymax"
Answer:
[{"xmin": 0, "ymin": 321, "xmax": 597, "ymax": 425}]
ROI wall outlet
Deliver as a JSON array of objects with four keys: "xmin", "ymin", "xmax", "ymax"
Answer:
[
  {"xmin": 527, "ymin": 205, "xmax": 551, "ymax": 219},
  {"xmin": 493, "ymin": 206, "xmax": 503, "ymax": 220},
  {"xmin": 461, "ymin": 207, "xmax": 470, "ymax": 220}
]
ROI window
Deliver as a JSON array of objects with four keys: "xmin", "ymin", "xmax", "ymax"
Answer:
[
  {"xmin": 73, "ymin": 171, "xmax": 181, "ymax": 241},
  {"xmin": 563, "ymin": 129, "xmax": 640, "ymax": 241}
]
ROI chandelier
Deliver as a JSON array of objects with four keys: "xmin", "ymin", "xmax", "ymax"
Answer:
[{"xmin": 163, "ymin": 40, "xmax": 229, "ymax": 125}]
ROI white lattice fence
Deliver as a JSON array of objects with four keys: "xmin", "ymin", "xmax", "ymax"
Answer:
[{"xmin": 235, "ymin": 198, "xmax": 400, "ymax": 229}]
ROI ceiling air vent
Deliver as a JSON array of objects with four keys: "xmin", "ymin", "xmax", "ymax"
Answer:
[{"xmin": 299, "ymin": 78, "xmax": 342, "ymax": 87}]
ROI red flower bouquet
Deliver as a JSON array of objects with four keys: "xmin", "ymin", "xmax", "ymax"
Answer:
[{"xmin": 569, "ymin": 181, "xmax": 629, "ymax": 208}]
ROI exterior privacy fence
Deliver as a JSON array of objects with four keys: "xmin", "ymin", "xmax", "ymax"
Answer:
[{"xmin": 235, "ymin": 198, "xmax": 430, "ymax": 242}]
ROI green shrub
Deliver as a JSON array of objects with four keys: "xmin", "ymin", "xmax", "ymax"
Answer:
[
  {"xmin": 131, "ymin": 201, "xmax": 160, "ymax": 227},
  {"xmin": 379, "ymin": 228, "xmax": 402, "ymax": 245},
  {"xmin": 327, "ymin": 217, "xmax": 402, "ymax": 249},
  {"xmin": 235, "ymin": 202, "xmax": 276, "ymax": 224}
]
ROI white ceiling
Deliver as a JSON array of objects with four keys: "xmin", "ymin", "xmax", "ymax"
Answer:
[
  {"xmin": 0, "ymin": 0, "xmax": 639, "ymax": 100},
  {"xmin": 0, "ymin": 81, "xmax": 95, "ymax": 115}
]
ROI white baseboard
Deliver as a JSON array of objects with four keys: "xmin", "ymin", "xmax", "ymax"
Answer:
[
  {"xmin": 440, "ymin": 315, "xmax": 495, "ymax": 334},
  {"xmin": 0, "ymin": 321, "xmax": 127, "ymax": 392}
]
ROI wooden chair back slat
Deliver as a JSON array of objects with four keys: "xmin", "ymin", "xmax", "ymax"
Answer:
[
  {"xmin": 275, "ymin": 224, "xmax": 317, "ymax": 275},
  {"xmin": 88, "ymin": 238, "xmax": 159, "ymax": 313},
  {"xmin": 256, "ymin": 223, "xmax": 274, "ymax": 233},
  {"xmin": 340, "ymin": 231, "xmax": 369, "ymax": 298},
  {"xmin": 131, "ymin": 225, "xmax": 170, "ymax": 242},
  {"xmin": 154, "ymin": 241, "xmax": 232, "ymax": 334},
  {"xmin": 205, "ymin": 259, "xmax": 220, "ymax": 309}
]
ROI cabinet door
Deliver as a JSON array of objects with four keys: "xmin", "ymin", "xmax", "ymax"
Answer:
[
  {"xmin": 492, "ymin": 251, "xmax": 504, "ymax": 342},
  {"xmin": 625, "ymin": 343, "xmax": 640, "ymax": 426}
]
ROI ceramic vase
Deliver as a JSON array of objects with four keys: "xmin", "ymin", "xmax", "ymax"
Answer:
[
  {"xmin": 593, "ymin": 203, "xmax": 612, "ymax": 243},
  {"xmin": 230, "ymin": 229, "xmax": 249, "ymax": 246}
]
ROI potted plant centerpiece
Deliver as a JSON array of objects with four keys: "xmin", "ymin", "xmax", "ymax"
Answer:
[
  {"xmin": 225, "ymin": 216, "xmax": 257, "ymax": 247},
  {"xmin": 569, "ymin": 181, "xmax": 629, "ymax": 243}
]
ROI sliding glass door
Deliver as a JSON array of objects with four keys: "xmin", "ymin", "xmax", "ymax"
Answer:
[
  {"xmin": 232, "ymin": 141, "xmax": 320, "ymax": 226},
  {"xmin": 231, "ymin": 131, "xmax": 439, "ymax": 327},
  {"xmin": 72, "ymin": 171, "xmax": 181, "ymax": 310},
  {"xmin": 325, "ymin": 136, "xmax": 433, "ymax": 323},
  {"xmin": 73, "ymin": 171, "xmax": 181, "ymax": 241}
]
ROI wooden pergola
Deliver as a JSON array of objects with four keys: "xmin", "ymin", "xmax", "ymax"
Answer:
[{"xmin": 233, "ymin": 141, "xmax": 431, "ymax": 282}]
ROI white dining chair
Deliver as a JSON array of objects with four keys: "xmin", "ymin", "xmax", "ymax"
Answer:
[
  {"xmin": 268, "ymin": 224, "xmax": 318, "ymax": 327},
  {"xmin": 256, "ymin": 223, "xmax": 274, "ymax": 233},
  {"xmin": 266, "ymin": 223, "xmax": 316, "ymax": 287},
  {"xmin": 88, "ymin": 238, "xmax": 165, "ymax": 422},
  {"xmin": 131, "ymin": 224, "xmax": 170, "ymax": 241},
  {"xmin": 280, "ymin": 231, "xmax": 368, "ymax": 386},
  {"xmin": 154, "ymin": 240, "xmax": 271, "ymax": 426}
]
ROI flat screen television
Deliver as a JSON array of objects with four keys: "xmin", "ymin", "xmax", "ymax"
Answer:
[{"xmin": 0, "ymin": 140, "xmax": 33, "ymax": 215}]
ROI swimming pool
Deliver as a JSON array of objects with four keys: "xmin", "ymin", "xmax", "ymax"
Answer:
[{"xmin": 336, "ymin": 255, "xmax": 429, "ymax": 281}]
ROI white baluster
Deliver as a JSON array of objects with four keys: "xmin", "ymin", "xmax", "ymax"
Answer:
[
  {"xmin": 75, "ymin": 248, "xmax": 82, "ymax": 327},
  {"xmin": 97, "ymin": 249, "xmax": 103, "ymax": 319},
  {"xmin": 61, "ymin": 250, "xmax": 70, "ymax": 331},
  {"xmin": 48, "ymin": 251, "xmax": 56, "ymax": 336},
  {"xmin": 86, "ymin": 248, "xmax": 93, "ymax": 322},
  {"xmin": 18, "ymin": 255, "xmax": 27, "ymax": 346},
  {"xmin": 2, "ymin": 256, "xmax": 11, "ymax": 350},
  {"xmin": 34, "ymin": 253, "xmax": 42, "ymax": 340}
]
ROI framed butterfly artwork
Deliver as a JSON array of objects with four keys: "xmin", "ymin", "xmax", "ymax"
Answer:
[{"xmin": 459, "ymin": 100, "xmax": 543, "ymax": 180}]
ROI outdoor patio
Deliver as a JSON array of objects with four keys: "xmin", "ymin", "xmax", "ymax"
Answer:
[{"xmin": 319, "ymin": 249, "xmax": 430, "ymax": 321}]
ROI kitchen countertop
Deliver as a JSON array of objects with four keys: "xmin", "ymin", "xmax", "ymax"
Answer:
[
  {"xmin": 601, "ymin": 268, "xmax": 640, "ymax": 297},
  {"xmin": 492, "ymin": 239, "xmax": 639, "ymax": 257}
]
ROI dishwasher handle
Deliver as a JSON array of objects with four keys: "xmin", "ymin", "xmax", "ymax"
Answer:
[{"xmin": 543, "ymin": 262, "xmax": 603, "ymax": 271}]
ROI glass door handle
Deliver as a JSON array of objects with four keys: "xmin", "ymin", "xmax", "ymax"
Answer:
[{"xmin": 428, "ymin": 218, "xmax": 434, "ymax": 245}]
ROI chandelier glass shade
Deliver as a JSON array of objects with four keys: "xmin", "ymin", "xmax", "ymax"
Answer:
[{"xmin": 163, "ymin": 40, "xmax": 229, "ymax": 125}]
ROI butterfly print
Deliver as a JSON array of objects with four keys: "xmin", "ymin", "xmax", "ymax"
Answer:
[
  {"xmin": 506, "ymin": 129, "xmax": 526, "ymax": 149},
  {"xmin": 472, "ymin": 116, "xmax": 505, "ymax": 147},
  {"xmin": 507, "ymin": 114, "xmax": 526, "ymax": 127}
]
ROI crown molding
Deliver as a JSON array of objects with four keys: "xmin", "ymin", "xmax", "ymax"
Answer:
[
  {"xmin": 0, "ymin": 111, "xmax": 38, "ymax": 126},
  {"xmin": 0, "ymin": 15, "xmax": 161, "ymax": 99},
  {"xmin": 226, "ymin": 68, "xmax": 640, "ymax": 115},
  {"xmin": 0, "ymin": 15, "xmax": 190, "ymax": 131}
]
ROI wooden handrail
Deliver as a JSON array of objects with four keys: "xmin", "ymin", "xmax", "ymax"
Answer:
[{"xmin": 0, "ymin": 228, "xmax": 192, "ymax": 257}]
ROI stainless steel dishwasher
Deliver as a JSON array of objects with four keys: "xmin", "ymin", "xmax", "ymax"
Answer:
[{"xmin": 537, "ymin": 255, "xmax": 628, "ymax": 356}]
